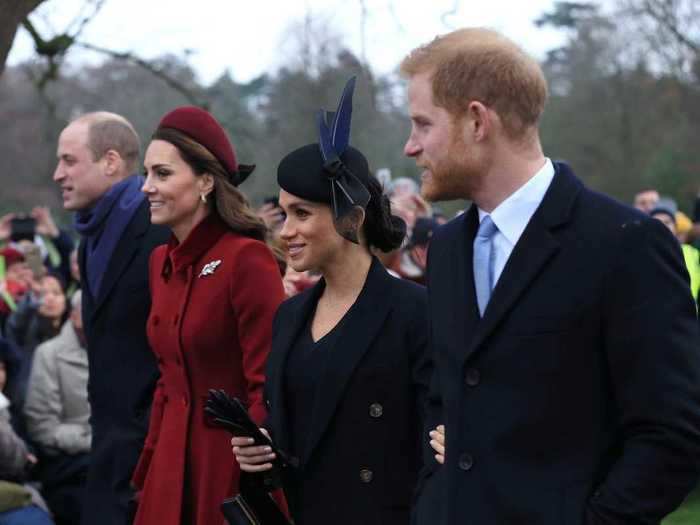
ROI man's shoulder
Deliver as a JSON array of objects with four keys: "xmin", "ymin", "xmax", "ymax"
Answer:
[
  {"xmin": 432, "ymin": 212, "xmax": 466, "ymax": 245},
  {"xmin": 550, "ymin": 162, "xmax": 647, "ymax": 230},
  {"xmin": 386, "ymin": 270, "xmax": 427, "ymax": 303},
  {"xmin": 576, "ymin": 184, "xmax": 647, "ymax": 226}
]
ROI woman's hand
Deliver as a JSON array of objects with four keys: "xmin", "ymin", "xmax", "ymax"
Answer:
[
  {"xmin": 231, "ymin": 428, "xmax": 276, "ymax": 472},
  {"xmin": 429, "ymin": 424, "xmax": 445, "ymax": 465}
]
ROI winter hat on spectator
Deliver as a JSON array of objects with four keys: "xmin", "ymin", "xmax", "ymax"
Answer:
[
  {"xmin": 676, "ymin": 211, "xmax": 693, "ymax": 235},
  {"xmin": 157, "ymin": 106, "xmax": 254, "ymax": 186},
  {"xmin": 650, "ymin": 201, "xmax": 677, "ymax": 223},
  {"xmin": 0, "ymin": 247, "xmax": 25, "ymax": 268}
]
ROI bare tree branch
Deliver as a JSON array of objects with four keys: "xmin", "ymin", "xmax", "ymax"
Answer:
[
  {"xmin": 387, "ymin": 1, "xmax": 406, "ymax": 34},
  {"xmin": 641, "ymin": 0, "xmax": 700, "ymax": 54},
  {"xmin": 441, "ymin": 0, "xmax": 460, "ymax": 29},
  {"xmin": 68, "ymin": 0, "xmax": 107, "ymax": 40},
  {"xmin": 76, "ymin": 41, "xmax": 209, "ymax": 108}
]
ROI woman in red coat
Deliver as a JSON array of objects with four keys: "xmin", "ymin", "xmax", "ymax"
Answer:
[{"xmin": 132, "ymin": 106, "xmax": 285, "ymax": 524}]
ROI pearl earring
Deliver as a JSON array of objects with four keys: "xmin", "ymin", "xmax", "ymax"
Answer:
[{"xmin": 200, "ymin": 193, "xmax": 207, "ymax": 203}]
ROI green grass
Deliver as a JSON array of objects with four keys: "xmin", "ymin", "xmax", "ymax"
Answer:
[{"xmin": 664, "ymin": 487, "xmax": 700, "ymax": 525}]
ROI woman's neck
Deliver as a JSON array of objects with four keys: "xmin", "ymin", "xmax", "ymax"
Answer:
[
  {"xmin": 321, "ymin": 247, "xmax": 372, "ymax": 303},
  {"xmin": 172, "ymin": 208, "xmax": 211, "ymax": 244}
]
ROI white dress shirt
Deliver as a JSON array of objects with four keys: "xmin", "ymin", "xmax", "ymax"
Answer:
[{"xmin": 477, "ymin": 158, "xmax": 555, "ymax": 287}]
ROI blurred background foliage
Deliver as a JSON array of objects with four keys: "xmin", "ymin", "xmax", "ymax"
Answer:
[{"xmin": 1, "ymin": 0, "xmax": 700, "ymax": 222}]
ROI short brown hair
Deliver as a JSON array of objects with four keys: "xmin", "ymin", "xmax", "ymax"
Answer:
[
  {"xmin": 75, "ymin": 112, "xmax": 141, "ymax": 173},
  {"xmin": 401, "ymin": 28, "xmax": 548, "ymax": 139},
  {"xmin": 152, "ymin": 127, "xmax": 266, "ymax": 241}
]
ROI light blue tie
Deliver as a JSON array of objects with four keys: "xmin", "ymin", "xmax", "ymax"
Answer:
[{"xmin": 473, "ymin": 215, "xmax": 499, "ymax": 317}]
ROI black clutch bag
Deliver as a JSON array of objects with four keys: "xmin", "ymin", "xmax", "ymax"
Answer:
[
  {"xmin": 221, "ymin": 492, "xmax": 291, "ymax": 525},
  {"xmin": 205, "ymin": 390, "xmax": 294, "ymax": 525}
]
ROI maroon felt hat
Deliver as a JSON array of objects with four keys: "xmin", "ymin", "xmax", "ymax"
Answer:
[
  {"xmin": 1, "ymin": 247, "xmax": 25, "ymax": 267},
  {"xmin": 158, "ymin": 106, "xmax": 253, "ymax": 186}
]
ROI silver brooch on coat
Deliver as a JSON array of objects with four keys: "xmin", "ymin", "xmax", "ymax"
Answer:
[{"xmin": 199, "ymin": 260, "xmax": 222, "ymax": 278}]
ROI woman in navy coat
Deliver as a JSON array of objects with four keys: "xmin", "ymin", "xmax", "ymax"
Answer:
[{"xmin": 232, "ymin": 79, "xmax": 432, "ymax": 525}]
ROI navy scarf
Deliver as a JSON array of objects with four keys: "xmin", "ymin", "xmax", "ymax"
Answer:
[{"xmin": 74, "ymin": 175, "xmax": 145, "ymax": 297}]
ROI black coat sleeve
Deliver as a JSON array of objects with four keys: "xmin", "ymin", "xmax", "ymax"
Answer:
[{"xmin": 587, "ymin": 217, "xmax": 700, "ymax": 523}]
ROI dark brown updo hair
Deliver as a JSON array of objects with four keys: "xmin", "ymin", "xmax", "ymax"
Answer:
[
  {"xmin": 362, "ymin": 176, "xmax": 406, "ymax": 252},
  {"xmin": 152, "ymin": 127, "xmax": 266, "ymax": 241}
]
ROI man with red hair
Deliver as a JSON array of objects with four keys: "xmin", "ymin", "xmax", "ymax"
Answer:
[{"xmin": 403, "ymin": 28, "xmax": 700, "ymax": 524}]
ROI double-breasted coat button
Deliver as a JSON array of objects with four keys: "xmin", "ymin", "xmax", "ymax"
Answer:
[
  {"xmin": 359, "ymin": 469, "xmax": 373, "ymax": 483},
  {"xmin": 458, "ymin": 453, "xmax": 474, "ymax": 471},
  {"xmin": 369, "ymin": 403, "xmax": 383, "ymax": 418},
  {"xmin": 464, "ymin": 368, "xmax": 481, "ymax": 387}
]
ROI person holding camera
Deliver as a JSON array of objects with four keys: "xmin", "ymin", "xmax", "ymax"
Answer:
[
  {"xmin": 0, "ymin": 209, "xmax": 75, "ymax": 288},
  {"xmin": 232, "ymin": 79, "xmax": 431, "ymax": 525}
]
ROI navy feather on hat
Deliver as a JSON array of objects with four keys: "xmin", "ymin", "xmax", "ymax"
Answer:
[{"xmin": 277, "ymin": 77, "xmax": 372, "ymax": 244}]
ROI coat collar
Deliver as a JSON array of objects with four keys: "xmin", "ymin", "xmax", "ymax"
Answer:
[
  {"xmin": 52, "ymin": 322, "xmax": 88, "ymax": 367},
  {"xmin": 445, "ymin": 206, "xmax": 480, "ymax": 362},
  {"xmin": 455, "ymin": 161, "xmax": 582, "ymax": 365},
  {"xmin": 86, "ymin": 199, "xmax": 149, "ymax": 318},
  {"xmin": 161, "ymin": 214, "xmax": 228, "ymax": 278},
  {"xmin": 267, "ymin": 257, "xmax": 396, "ymax": 467}
]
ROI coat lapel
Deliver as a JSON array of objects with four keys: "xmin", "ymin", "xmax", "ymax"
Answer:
[
  {"xmin": 90, "ymin": 201, "xmax": 149, "ymax": 321},
  {"xmin": 266, "ymin": 283, "xmax": 324, "ymax": 456},
  {"xmin": 461, "ymin": 163, "xmax": 583, "ymax": 365},
  {"xmin": 447, "ymin": 206, "xmax": 481, "ymax": 362},
  {"xmin": 302, "ymin": 258, "xmax": 394, "ymax": 467}
]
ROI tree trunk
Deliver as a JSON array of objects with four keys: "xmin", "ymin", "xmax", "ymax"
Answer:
[{"xmin": 0, "ymin": 0, "xmax": 45, "ymax": 75}]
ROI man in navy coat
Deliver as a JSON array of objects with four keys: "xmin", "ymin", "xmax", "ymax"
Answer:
[
  {"xmin": 54, "ymin": 112, "xmax": 168, "ymax": 525},
  {"xmin": 402, "ymin": 28, "xmax": 700, "ymax": 524}
]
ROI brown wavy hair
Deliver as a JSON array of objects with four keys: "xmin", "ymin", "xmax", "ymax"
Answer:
[{"xmin": 152, "ymin": 127, "xmax": 266, "ymax": 241}]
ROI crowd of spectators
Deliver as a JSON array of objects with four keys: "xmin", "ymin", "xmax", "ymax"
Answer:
[
  {"xmin": 0, "ymin": 209, "xmax": 84, "ymax": 525},
  {"xmin": 633, "ymin": 188, "xmax": 700, "ymax": 303}
]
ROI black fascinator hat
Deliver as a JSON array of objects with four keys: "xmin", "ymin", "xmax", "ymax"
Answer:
[{"xmin": 277, "ymin": 77, "xmax": 372, "ymax": 243}]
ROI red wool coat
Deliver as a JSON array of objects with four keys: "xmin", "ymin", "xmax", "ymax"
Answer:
[{"xmin": 132, "ymin": 215, "xmax": 284, "ymax": 525}]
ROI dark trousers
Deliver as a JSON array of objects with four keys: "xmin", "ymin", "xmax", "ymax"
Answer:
[{"xmin": 38, "ymin": 452, "xmax": 89, "ymax": 525}]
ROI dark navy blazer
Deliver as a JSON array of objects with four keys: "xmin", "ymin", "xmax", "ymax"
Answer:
[
  {"xmin": 415, "ymin": 163, "xmax": 700, "ymax": 525},
  {"xmin": 264, "ymin": 258, "xmax": 432, "ymax": 525},
  {"xmin": 79, "ymin": 200, "xmax": 168, "ymax": 525}
]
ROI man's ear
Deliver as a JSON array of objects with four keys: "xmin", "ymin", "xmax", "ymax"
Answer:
[
  {"xmin": 465, "ymin": 101, "xmax": 493, "ymax": 142},
  {"xmin": 102, "ymin": 150, "xmax": 123, "ymax": 177}
]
